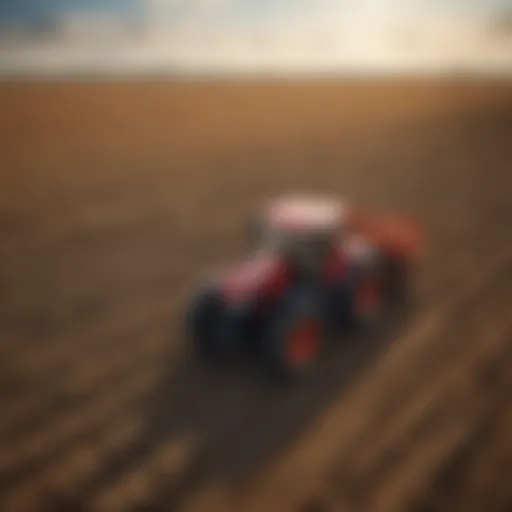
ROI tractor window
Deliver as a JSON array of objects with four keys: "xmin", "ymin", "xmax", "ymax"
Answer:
[
  {"xmin": 289, "ymin": 234, "xmax": 332, "ymax": 271},
  {"xmin": 261, "ymin": 226, "xmax": 286, "ymax": 252},
  {"xmin": 257, "ymin": 222, "xmax": 335, "ymax": 276}
]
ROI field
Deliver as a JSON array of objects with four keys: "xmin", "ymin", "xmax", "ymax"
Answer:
[{"xmin": 0, "ymin": 80, "xmax": 511, "ymax": 512}]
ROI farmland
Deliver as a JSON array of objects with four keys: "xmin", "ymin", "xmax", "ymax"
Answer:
[{"xmin": 0, "ymin": 80, "xmax": 511, "ymax": 511}]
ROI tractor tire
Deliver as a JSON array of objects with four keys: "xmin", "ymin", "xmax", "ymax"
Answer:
[
  {"xmin": 186, "ymin": 287, "xmax": 227, "ymax": 362},
  {"xmin": 264, "ymin": 287, "xmax": 323, "ymax": 382}
]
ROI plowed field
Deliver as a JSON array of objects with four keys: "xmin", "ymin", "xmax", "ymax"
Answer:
[{"xmin": 0, "ymin": 80, "xmax": 511, "ymax": 512}]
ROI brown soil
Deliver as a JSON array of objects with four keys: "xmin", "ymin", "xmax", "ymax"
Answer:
[{"xmin": 0, "ymin": 80, "xmax": 511, "ymax": 512}]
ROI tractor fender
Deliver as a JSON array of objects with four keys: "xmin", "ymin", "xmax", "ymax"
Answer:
[{"xmin": 220, "ymin": 253, "xmax": 292, "ymax": 305}]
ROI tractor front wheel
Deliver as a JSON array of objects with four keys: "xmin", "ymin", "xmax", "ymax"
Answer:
[{"xmin": 265, "ymin": 289, "xmax": 323, "ymax": 381}]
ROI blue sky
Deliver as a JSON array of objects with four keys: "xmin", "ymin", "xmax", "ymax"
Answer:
[
  {"xmin": 0, "ymin": 0, "xmax": 510, "ymax": 74},
  {"xmin": 0, "ymin": 0, "xmax": 509, "ymax": 25},
  {"xmin": 0, "ymin": 1, "xmax": 136, "ymax": 19}
]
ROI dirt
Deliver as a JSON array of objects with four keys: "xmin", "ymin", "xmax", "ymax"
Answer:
[{"xmin": 0, "ymin": 80, "xmax": 511, "ymax": 512}]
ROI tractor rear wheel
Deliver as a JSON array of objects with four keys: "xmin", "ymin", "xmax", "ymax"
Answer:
[{"xmin": 186, "ymin": 288, "xmax": 226, "ymax": 362}]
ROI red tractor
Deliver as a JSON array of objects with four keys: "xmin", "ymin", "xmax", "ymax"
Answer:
[{"xmin": 186, "ymin": 194, "xmax": 424, "ymax": 379}]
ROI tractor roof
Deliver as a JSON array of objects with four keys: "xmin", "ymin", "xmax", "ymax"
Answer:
[{"xmin": 263, "ymin": 194, "xmax": 347, "ymax": 233}]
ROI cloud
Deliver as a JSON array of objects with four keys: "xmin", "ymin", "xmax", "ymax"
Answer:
[
  {"xmin": 0, "ymin": 0, "xmax": 511, "ymax": 75},
  {"xmin": 147, "ymin": 0, "xmax": 233, "ymax": 8},
  {"xmin": 490, "ymin": 10, "xmax": 512, "ymax": 37},
  {"xmin": 141, "ymin": 0, "xmax": 235, "ymax": 20}
]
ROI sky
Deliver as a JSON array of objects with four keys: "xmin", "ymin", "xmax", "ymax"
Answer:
[{"xmin": 0, "ymin": 0, "xmax": 511, "ymax": 75}]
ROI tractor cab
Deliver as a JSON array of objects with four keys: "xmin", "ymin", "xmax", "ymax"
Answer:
[{"xmin": 256, "ymin": 195, "xmax": 346, "ymax": 277}]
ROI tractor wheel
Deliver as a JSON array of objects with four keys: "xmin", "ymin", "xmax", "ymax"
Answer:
[
  {"xmin": 353, "ymin": 256, "xmax": 413, "ymax": 331},
  {"xmin": 353, "ymin": 273, "xmax": 384, "ymax": 324},
  {"xmin": 186, "ymin": 287, "xmax": 226, "ymax": 362},
  {"xmin": 380, "ymin": 256, "xmax": 417, "ymax": 323},
  {"xmin": 337, "ymin": 254, "xmax": 386, "ymax": 334},
  {"xmin": 265, "ymin": 289, "xmax": 323, "ymax": 381},
  {"xmin": 381, "ymin": 256, "xmax": 412, "ymax": 303}
]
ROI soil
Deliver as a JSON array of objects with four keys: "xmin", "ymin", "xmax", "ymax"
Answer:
[{"xmin": 0, "ymin": 80, "xmax": 511, "ymax": 512}]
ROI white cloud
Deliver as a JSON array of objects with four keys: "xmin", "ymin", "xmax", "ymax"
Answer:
[
  {"xmin": 55, "ymin": 12, "xmax": 133, "ymax": 43},
  {"xmin": 147, "ymin": 0, "xmax": 232, "ymax": 7},
  {"xmin": 0, "ymin": 0, "xmax": 511, "ymax": 75},
  {"xmin": 143, "ymin": 0, "xmax": 234, "ymax": 18}
]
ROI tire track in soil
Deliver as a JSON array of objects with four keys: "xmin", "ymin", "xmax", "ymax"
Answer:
[
  {"xmin": 325, "ymin": 280, "xmax": 512, "ymax": 512},
  {"xmin": 268, "ymin": 293, "xmax": 512, "ymax": 512},
  {"xmin": 1, "ymin": 419, "xmax": 143, "ymax": 512},
  {"xmin": 331, "ymin": 279, "xmax": 512, "ymax": 512},
  {"xmin": 331, "ymin": 252, "xmax": 512, "ymax": 460},
  {"xmin": 153, "ymin": 253, "xmax": 508, "ymax": 510},
  {"xmin": 368, "ymin": 368, "xmax": 512, "ymax": 512},
  {"xmin": 221, "ymin": 251, "xmax": 512, "ymax": 512},
  {"xmin": 0, "ymin": 351, "xmax": 161, "ymax": 495},
  {"xmin": 0, "ymin": 83, "xmax": 510, "ymax": 512},
  {"xmin": 330, "ymin": 266, "xmax": 512, "ymax": 486},
  {"xmin": 337, "ymin": 315, "xmax": 512, "ymax": 511},
  {"xmin": 0, "ymin": 299, "xmax": 174, "ymax": 445},
  {"xmin": 412, "ymin": 385, "xmax": 512, "ymax": 512},
  {"xmin": 131, "ymin": 306, "xmax": 413, "ymax": 512},
  {"xmin": 149, "ymin": 253, "xmax": 512, "ymax": 512}
]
